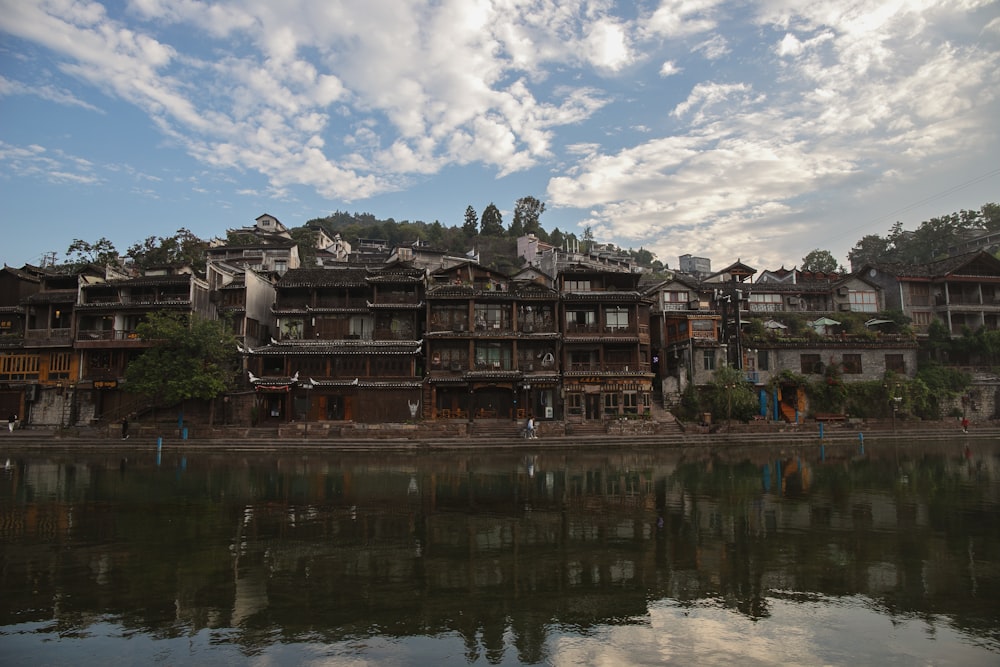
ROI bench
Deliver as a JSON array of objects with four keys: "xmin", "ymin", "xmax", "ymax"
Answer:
[{"xmin": 814, "ymin": 413, "xmax": 847, "ymax": 422}]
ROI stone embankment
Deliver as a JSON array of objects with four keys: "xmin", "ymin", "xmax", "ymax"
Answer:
[{"xmin": 2, "ymin": 418, "xmax": 989, "ymax": 451}]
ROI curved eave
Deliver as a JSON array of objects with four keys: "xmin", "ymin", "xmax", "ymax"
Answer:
[
  {"xmin": 464, "ymin": 371, "xmax": 522, "ymax": 381},
  {"xmin": 563, "ymin": 335, "xmax": 641, "ymax": 343},
  {"xmin": 366, "ymin": 301, "xmax": 424, "ymax": 309},
  {"xmin": 249, "ymin": 340, "xmax": 422, "ymax": 355}
]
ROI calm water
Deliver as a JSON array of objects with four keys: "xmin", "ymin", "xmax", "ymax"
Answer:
[{"xmin": 1, "ymin": 438, "xmax": 998, "ymax": 666}]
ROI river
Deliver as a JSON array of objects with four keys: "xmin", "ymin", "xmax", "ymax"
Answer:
[{"xmin": 1, "ymin": 437, "xmax": 997, "ymax": 665}]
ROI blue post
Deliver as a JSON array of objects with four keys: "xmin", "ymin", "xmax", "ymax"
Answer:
[
  {"xmin": 182, "ymin": 427, "xmax": 188, "ymax": 440},
  {"xmin": 156, "ymin": 436, "xmax": 162, "ymax": 466},
  {"xmin": 858, "ymin": 432, "xmax": 864, "ymax": 455},
  {"xmin": 819, "ymin": 422, "xmax": 824, "ymax": 439}
]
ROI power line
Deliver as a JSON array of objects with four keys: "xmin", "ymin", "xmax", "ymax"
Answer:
[{"xmin": 821, "ymin": 166, "xmax": 1000, "ymax": 247}]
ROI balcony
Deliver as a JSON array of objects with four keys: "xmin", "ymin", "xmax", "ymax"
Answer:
[
  {"xmin": 23, "ymin": 328, "xmax": 73, "ymax": 346},
  {"xmin": 75, "ymin": 329, "xmax": 145, "ymax": 346}
]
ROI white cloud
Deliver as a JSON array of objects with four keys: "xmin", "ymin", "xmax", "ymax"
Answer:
[
  {"xmin": 0, "ymin": 75, "xmax": 102, "ymax": 111},
  {"xmin": 693, "ymin": 34, "xmax": 730, "ymax": 60},
  {"xmin": 776, "ymin": 33, "xmax": 804, "ymax": 57},
  {"xmin": 642, "ymin": 0, "xmax": 720, "ymax": 38},
  {"xmin": 659, "ymin": 60, "xmax": 682, "ymax": 77}
]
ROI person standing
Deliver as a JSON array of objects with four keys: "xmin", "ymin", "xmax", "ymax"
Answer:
[
  {"xmin": 7, "ymin": 413, "xmax": 16, "ymax": 433},
  {"xmin": 526, "ymin": 415, "xmax": 536, "ymax": 439},
  {"xmin": 121, "ymin": 416, "xmax": 129, "ymax": 439},
  {"xmin": 962, "ymin": 416, "xmax": 969, "ymax": 433}
]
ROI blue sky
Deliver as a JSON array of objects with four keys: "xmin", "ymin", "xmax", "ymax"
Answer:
[{"xmin": 2, "ymin": 0, "xmax": 998, "ymax": 272}]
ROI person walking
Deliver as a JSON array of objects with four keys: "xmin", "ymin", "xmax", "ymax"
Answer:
[
  {"xmin": 7, "ymin": 413, "xmax": 16, "ymax": 433},
  {"xmin": 121, "ymin": 416, "xmax": 129, "ymax": 439},
  {"xmin": 961, "ymin": 416, "xmax": 969, "ymax": 433},
  {"xmin": 526, "ymin": 414, "xmax": 536, "ymax": 439}
]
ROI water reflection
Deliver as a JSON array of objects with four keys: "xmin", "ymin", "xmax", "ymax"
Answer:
[{"xmin": 1, "ymin": 440, "xmax": 998, "ymax": 665}]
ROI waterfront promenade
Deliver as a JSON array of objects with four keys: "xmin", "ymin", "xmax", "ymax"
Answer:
[{"xmin": 2, "ymin": 420, "xmax": 988, "ymax": 451}]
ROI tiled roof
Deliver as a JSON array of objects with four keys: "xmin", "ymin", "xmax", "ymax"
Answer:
[{"xmin": 248, "ymin": 339, "xmax": 421, "ymax": 355}]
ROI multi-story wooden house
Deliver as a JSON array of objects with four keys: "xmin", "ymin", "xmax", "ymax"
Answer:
[
  {"xmin": 558, "ymin": 264, "xmax": 654, "ymax": 422},
  {"xmin": 423, "ymin": 262, "xmax": 560, "ymax": 422},
  {"xmin": 246, "ymin": 265, "xmax": 425, "ymax": 424},
  {"xmin": 0, "ymin": 264, "xmax": 43, "ymax": 420},
  {"xmin": 74, "ymin": 265, "xmax": 213, "ymax": 421},
  {"xmin": 646, "ymin": 273, "xmax": 723, "ymax": 396},
  {"xmin": 860, "ymin": 251, "xmax": 1000, "ymax": 335}
]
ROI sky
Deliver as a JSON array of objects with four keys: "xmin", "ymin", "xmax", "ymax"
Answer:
[{"xmin": 1, "ymin": 1, "xmax": 999, "ymax": 273}]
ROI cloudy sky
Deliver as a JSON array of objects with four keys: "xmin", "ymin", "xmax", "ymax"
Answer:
[{"xmin": 2, "ymin": 0, "xmax": 998, "ymax": 272}]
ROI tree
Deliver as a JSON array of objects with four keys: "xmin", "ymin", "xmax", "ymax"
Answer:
[
  {"xmin": 290, "ymin": 226, "xmax": 318, "ymax": 268},
  {"xmin": 66, "ymin": 237, "xmax": 119, "ymax": 266},
  {"xmin": 512, "ymin": 196, "xmax": 546, "ymax": 237},
  {"xmin": 582, "ymin": 226, "xmax": 594, "ymax": 252},
  {"xmin": 801, "ymin": 249, "xmax": 840, "ymax": 273},
  {"xmin": 480, "ymin": 203, "xmax": 504, "ymax": 236},
  {"xmin": 126, "ymin": 228, "xmax": 209, "ymax": 272},
  {"xmin": 707, "ymin": 365, "xmax": 758, "ymax": 422},
  {"xmin": 124, "ymin": 312, "xmax": 241, "ymax": 423},
  {"xmin": 462, "ymin": 206, "xmax": 479, "ymax": 235},
  {"xmin": 848, "ymin": 234, "xmax": 893, "ymax": 270}
]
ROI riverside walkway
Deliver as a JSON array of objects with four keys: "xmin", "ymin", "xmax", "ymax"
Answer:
[{"xmin": 2, "ymin": 422, "xmax": 989, "ymax": 452}]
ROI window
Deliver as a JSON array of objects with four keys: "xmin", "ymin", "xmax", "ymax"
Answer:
[
  {"xmin": 911, "ymin": 311, "xmax": 932, "ymax": 327},
  {"xmin": 758, "ymin": 350, "xmax": 770, "ymax": 371},
  {"xmin": 885, "ymin": 354, "xmax": 905, "ymax": 373},
  {"xmin": 49, "ymin": 351, "xmax": 72, "ymax": 380},
  {"xmin": 564, "ymin": 280, "xmax": 591, "ymax": 291},
  {"xmin": 623, "ymin": 391, "xmax": 638, "ymax": 414},
  {"xmin": 432, "ymin": 345, "xmax": 467, "ymax": 370},
  {"xmin": 800, "ymin": 354, "xmax": 822, "ymax": 374},
  {"xmin": 475, "ymin": 343, "xmax": 511, "ymax": 369},
  {"xmin": 0, "ymin": 353, "xmax": 40, "ymax": 381},
  {"xmin": 567, "ymin": 393, "xmax": 583, "ymax": 415},
  {"xmin": 605, "ymin": 308, "xmax": 629, "ymax": 331},
  {"xmin": 749, "ymin": 293, "xmax": 782, "ymax": 312},
  {"xmin": 604, "ymin": 392, "xmax": 619, "ymax": 415},
  {"xmin": 566, "ymin": 309, "xmax": 597, "ymax": 332},
  {"xmin": 663, "ymin": 291, "xmax": 689, "ymax": 310},
  {"xmin": 842, "ymin": 354, "xmax": 862, "ymax": 374},
  {"xmin": 703, "ymin": 350, "xmax": 716, "ymax": 371},
  {"xmin": 474, "ymin": 303, "xmax": 506, "ymax": 330},
  {"xmin": 849, "ymin": 290, "xmax": 878, "ymax": 312}
]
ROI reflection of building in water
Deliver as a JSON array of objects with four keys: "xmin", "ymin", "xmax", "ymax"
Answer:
[{"xmin": 2, "ymin": 446, "xmax": 998, "ymax": 662}]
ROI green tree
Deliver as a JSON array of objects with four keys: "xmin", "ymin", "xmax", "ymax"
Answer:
[
  {"xmin": 582, "ymin": 226, "xmax": 594, "ymax": 252},
  {"xmin": 124, "ymin": 312, "xmax": 241, "ymax": 423},
  {"xmin": 801, "ymin": 249, "xmax": 840, "ymax": 273},
  {"xmin": 290, "ymin": 226, "xmax": 318, "ymax": 268},
  {"xmin": 462, "ymin": 205, "xmax": 479, "ymax": 235},
  {"xmin": 707, "ymin": 365, "xmax": 757, "ymax": 422},
  {"xmin": 848, "ymin": 234, "xmax": 893, "ymax": 270},
  {"xmin": 512, "ymin": 196, "xmax": 546, "ymax": 237},
  {"xmin": 480, "ymin": 203, "xmax": 504, "ymax": 236},
  {"xmin": 126, "ymin": 228, "xmax": 209, "ymax": 272},
  {"xmin": 66, "ymin": 237, "xmax": 119, "ymax": 266}
]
